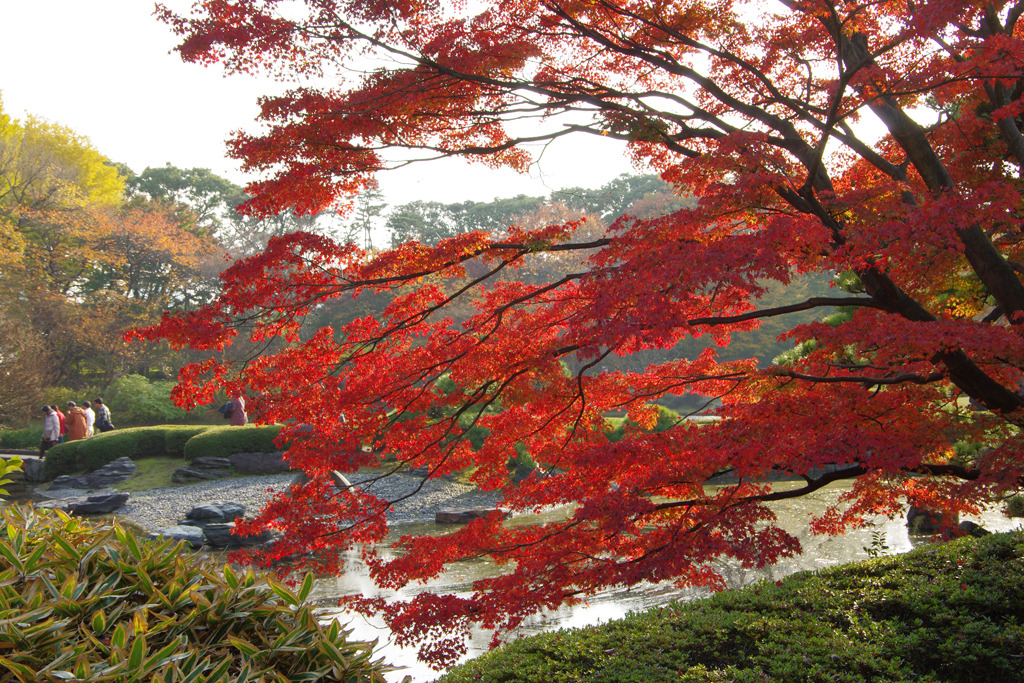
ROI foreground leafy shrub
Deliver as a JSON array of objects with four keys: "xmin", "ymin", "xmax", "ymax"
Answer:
[
  {"xmin": 0, "ymin": 455, "xmax": 23, "ymax": 497},
  {"xmin": 183, "ymin": 424, "xmax": 285, "ymax": 461},
  {"xmin": 438, "ymin": 532, "xmax": 1024, "ymax": 683},
  {"xmin": 0, "ymin": 506, "xmax": 404, "ymax": 682}
]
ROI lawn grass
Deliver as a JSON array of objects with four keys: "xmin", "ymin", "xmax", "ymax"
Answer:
[
  {"xmin": 437, "ymin": 531, "xmax": 1024, "ymax": 683},
  {"xmin": 114, "ymin": 457, "xmax": 187, "ymax": 492}
]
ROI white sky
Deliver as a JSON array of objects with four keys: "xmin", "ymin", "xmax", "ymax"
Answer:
[{"xmin": 0, "ymin": 0, "xmax": 635, "ymax": 207}]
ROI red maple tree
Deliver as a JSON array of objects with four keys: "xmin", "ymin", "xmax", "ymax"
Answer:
[{"xmin": 139, "ymin": 0, "xmax": 1024, "ymax": 666}]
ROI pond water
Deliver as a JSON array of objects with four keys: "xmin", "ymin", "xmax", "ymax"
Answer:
[{"xmin": 299, "ymin": 481, "xmax": 1023, "ymax": 682}]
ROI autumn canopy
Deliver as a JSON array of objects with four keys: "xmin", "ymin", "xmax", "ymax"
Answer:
[{"xmin": 141, "ymin": 0, "xmax": 1024, "ymax": 666}]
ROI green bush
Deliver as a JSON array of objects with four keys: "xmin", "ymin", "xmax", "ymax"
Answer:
[
  {"xmin": 0, "ymin": 456, "xmax": 23, "ymax": 497},
  {"xmin": 75, "ymin": 431, "xmax": 141, "ymax": 471},
  {"xmin": 163, "ymin": 425, "xmax": 217, "ymax": 458},
  {"xmin": 0, "ymin": 505, "xmax": 403, "ymax": 682},
  {"xmin": 438, "ymin": 532, "xmax": 1024, "ymax": 683},
  {"xmin": 41, "ymin": 440, "xmax": 81, "ymax": 480},
  {"xmin": 0, "ymin": 426, "xmax": 42, "ymax": 449},
  {"xmin": 606, "ymin": 405, "xmax": 682, "ymax": 443},
  {"xmin": 1008, "ymin": 494, "xmax": 1024, "ymax": 518},
  {"xmin": 183, "ymin": 424, "xmax": 285, "ymax": 461},
  {"xmin": 104, "ymin": 374, "xmax": 188, "ymax": 425}
]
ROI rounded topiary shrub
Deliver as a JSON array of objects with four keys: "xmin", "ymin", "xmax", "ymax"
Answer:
[
  {"xmin": 53, "ymin": 428, "xmax": 176, "ymax": 475},
  {"xmin": 42, "ymin": 427, "xmax": 218, "ymax": 479},
  {"xmin": 163, "ymin": 425, "xmax": 216, "ymax": 458},
  {"xmin": 40, "ymin": 440, "xmax": 81, "ymax": 480},
  {"xmin": 75, "ymin": 430, "xmax": 143, "ymax": 472},
  {"xmin": 183, "ymin": 424, "xmax": 285, "ymax": 462},
  {"xmin": 0, "ymin": 506, "xmax": 404, "ymax": 682}
]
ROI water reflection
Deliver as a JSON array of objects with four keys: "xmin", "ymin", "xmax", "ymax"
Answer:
[{"xmin": 307, "ymin": 480, "xmax": 1022, "ymax": 683}]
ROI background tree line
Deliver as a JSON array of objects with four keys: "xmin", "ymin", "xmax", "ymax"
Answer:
[{"xmin": 0, "ymin": 98, "xmax": 323, "ymax": 428}]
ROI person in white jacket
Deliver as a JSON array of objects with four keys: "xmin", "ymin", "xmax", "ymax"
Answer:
[
  {"xmin": 40, "ymin": 405, "xmax": 60, "ymax": 457},
  {"xmin": 82, "ymin": 400, "xmax": 96, "ymax": 437}
]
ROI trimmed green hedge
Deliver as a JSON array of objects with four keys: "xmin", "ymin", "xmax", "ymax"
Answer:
[
  {"xmin": 182, "ymin": 424, "xmax": 285, "ymax": 462},
  {"xmin": 0, "ymin": 427, "xmax": 42, "ymax": 449},
  {"xmin": 41, "ymin": 425, "xmax": 222, "ymax": 479},
  {"xmin": 438, "ymin": 532, "xmax": 1024, "ymax": 683},
  {"xmin": 163, "ymin": 425, "xmax": 220, "ymax": 458}
]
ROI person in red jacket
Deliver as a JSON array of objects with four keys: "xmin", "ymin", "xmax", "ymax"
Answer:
[
  {"xmin": 50, "ymin": 405, "xmax": 66, "ymax": 443},
  {"xmin": 228, "ymin": 395, "xmax": 248, "ymax": 426}
]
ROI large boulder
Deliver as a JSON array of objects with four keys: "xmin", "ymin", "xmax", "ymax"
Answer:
[
  {"xmin": 20, "ymin": 456, "xmax": 46, "ymax": 483},
  {"xmin": 907, "ymin": 506, "xmax": 960, "ymax": 535},
  {"xmin": 49, "ymin": 457, "xmax": 136, "ymax": 491},
  {"xmin": 230, "ymin": 451, "xmax": 290, "ymax": 474},
  {"xmin": 38, "ymin": 491, "xmax": 130, "ymax": 515},
  {"xmin": 435, "ymin": 507, "xmax": 509, "ymax": 524},
  {"xmin": 958, "ymin": 520, "xmax": 991, "ymax": 538},
  {"xmin": 183, "ymin": 501, "xmax": 246, "ymax": 525},
  {"xmin": 149, "ymin": 525, "xmax": 205, "ymax": 549},
  {"xmin": 68, "ymin": 493, "xmax": 130, "ymax": 515},
  {"xmin": 172, "ymin": 457, "xmax": 233, "ymax": 483},
  {"xmin": 200, "ymin": 522, "xmax": 274, "ymax": 549}
]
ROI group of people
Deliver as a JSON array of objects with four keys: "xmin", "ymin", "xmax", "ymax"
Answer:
[{"xmin": 40, "ymin": 398, "xmax": 114, "ymax": 457}]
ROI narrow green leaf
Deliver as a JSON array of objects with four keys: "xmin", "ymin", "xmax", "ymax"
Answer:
[
  {"xmin": 234, "ymin": 660, "xmax": 253, "ymax": 681},
  {"xmin": 128, "ymin": 634, "xmax": 147, "ymax": 670},
  {"xmin": 0, "ymin": 542, "xmax": 24, "ymax": 573},
  {"xmin": 267, "ymin": 579, "xmax": 299, "ymax": 607},
  {"xmin": 189, "ymin": 590, "xmax": 211, "ymax": 609},
  {"xmin": 297, "ymin": 572, "xmax": 315, "ymax": 603},
  {"xmin": 22, "ymin": 542, "xmax": 48, "ymax": 573},
  {"xmin": 144, "ymin": 636, "xmax": 188, "ymax": 669},
  {"xmin": 59, "ymin": 575, "xmax": 78, "ymax": 600},
  {"xmin": 111, "ymin": 624, "xmax": 128, "ymax": 650},
  {"xmin": 51, "ymin": 535, "xmax": 81, "ymax": 561},
  {"xmin": 92, "ymin": 609, "xmax": 107, "ymax": 635},
  {"xmin": 203, "ymin": 656, "xmax": 233, "ymax": 681},
  {"xmin": 74, "ymin": 656, "xmax": 91, "ymax": 680},
  {"xmin": 135, "ymin": 568, "xmax": 155, "ymax": 595},
  {"xmin": 228, "ymin": 635, "xmax": 262, "ymax": 658},
  {"xmin": 0, "ymin": 655, "xmax": 37, "ymax": 682},
  {"xmin": 115, "ymin": 526, "xmax": 143, "ymax": 561},
  {"xmin": 320, "ymin": 638, "xmax": 349, "ymax": 666},
  {"xmin": 222, "ymin": 564, "xmax": 238, "ymax": 589}
]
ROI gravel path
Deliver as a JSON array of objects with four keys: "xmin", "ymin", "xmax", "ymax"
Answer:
[{"xmin": 111, "ymin": 470, "xmax": 504, "ymax": 532}]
